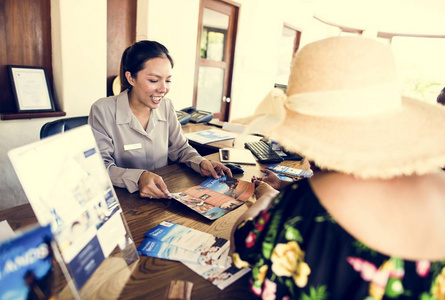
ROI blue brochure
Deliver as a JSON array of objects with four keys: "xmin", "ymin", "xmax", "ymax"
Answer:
[
  {"xmin": 0, "ymin": 225, "xmax": 54, "ymax": 300},
  {"xmin": 139, "ymin": 221, "xmax": 230, "ymax": 267}
]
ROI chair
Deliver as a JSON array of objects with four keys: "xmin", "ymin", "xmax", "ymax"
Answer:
[{"xmin": 40, "ymin": 116, "xmax": 89, "ymax": 139}]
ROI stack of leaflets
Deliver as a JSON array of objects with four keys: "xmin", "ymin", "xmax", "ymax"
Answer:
[
  {"xmin": 137, "ymin": 221, "xmax": 250, "ymax": 290},
  {"xmin": 170, "ymin": 176, "xmax": 255, "ymax": 220},
  {"xmin": 185, "ymin": 129, "xmax": 235, "ymax": 145},
  {"xmin": 0, "ymin": 224, "xmax": 54, "ymax": 300},
  {"xmin": 266, "ymin": 163, "xmax": 313, "ymax": 179}
]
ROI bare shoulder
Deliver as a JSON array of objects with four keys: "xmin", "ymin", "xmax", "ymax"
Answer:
[{"xmin": 310, "ymin": 171, "xmax": 445, "ymax": 260}]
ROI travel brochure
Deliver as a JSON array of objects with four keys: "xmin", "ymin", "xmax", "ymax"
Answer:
[
  {"xmin": 266, "ymin": 163, "xmax": 314, "ymax": 179},
  {"xmin": 184, "ymin": 129, "xmax": 235, "ymax": 144},
  {"xmin": 138, "ymin": 221, "xmax": 229, "ymax": 267},
  {"xmin": 0, "ymin": 224, "xmax": 54, "ymax": 300},
  {"xmin": 8, "ymin": 126, "xmax": 135, "ymax": 291},
  {"xmin": 170, "ymin": 176, "xmax": 255, "ymax": 220},
  {"xmin": 138, "ymin": 221, "xmax": 250, "ymax": 290}
]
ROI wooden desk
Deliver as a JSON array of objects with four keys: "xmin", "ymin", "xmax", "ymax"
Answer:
[{"xmin": 0, "ymin": 153, "xmax": 268, "ymax": 299}]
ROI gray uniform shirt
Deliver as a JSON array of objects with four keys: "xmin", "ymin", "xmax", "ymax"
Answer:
[{"xmin": 88, "ymin": 91, "xmax": 205, "ymax": 193}]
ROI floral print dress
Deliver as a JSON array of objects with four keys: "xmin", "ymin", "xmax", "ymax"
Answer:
[{"xmin": 232, "ymin": 179, "xmax": 445, "ymax": 300}]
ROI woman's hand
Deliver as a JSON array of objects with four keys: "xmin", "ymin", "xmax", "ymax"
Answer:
[
  {"xmin": 138, "ymin": 171, "xmax": 171, "ymax": 199},
  {"xmin": 200, "ymin": 160, "xmax": 232, "ymax": 179},
  {"xmin": 252, "ymin": 168, "xmax": 290, "ymax": 191}
]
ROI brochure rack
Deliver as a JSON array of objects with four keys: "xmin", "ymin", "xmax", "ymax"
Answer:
[{"xmin": 8, "ymin": 125, "xmax": 139, "ymax": 299}]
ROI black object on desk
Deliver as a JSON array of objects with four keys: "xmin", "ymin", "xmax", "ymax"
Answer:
[
  {"xmin": 245, "ymin": 141, "xmax": 283, "ymax": 163},
  {"xmin": 245, "ymin": 140, "xmax": 304, "ymax": 164},
  {"xmin": 224, "ymin": 163, "xmax": 244, "ymax": 174}
]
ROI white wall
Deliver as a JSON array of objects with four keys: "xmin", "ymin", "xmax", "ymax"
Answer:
[
  {"xmin": 52, "ymin": 0, "xmax": 107, "ymax": 116},
  {"xmin": 1, "ymin": 0, "xmax": 324, "ymax": 210},
  {"xmin": 137, "ymin": 0, "xmax": 201, "ymax": 111}
]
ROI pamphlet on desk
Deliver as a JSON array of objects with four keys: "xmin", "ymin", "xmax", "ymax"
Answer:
[
  {"xmin": 137, "ymin": 221, "xmax": 250, "ymax": 290},
  {"xmin": 138, "ymin": 221, "xmax": 230, "ymax": 267},
  {"xmin": 266, "ymin": 163, "xmax": 314, "ymax": 179},
  {"xmin": 8, "ymin": 125, "xmax": 138, "ymax": 297},
  {"xmin": 185, "ymin": 129, "xmax": 235, "ymax": 144},
  {"xmin": 0, "ymin": 224, "xmax": 54, "ymax": 300},
  {"xmin": 170, "ymin": 176, "xmax": 255, "ymax": 220}
]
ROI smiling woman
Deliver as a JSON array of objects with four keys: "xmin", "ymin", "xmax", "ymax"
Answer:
[{"xmin": 88, "ymin": 40, "xmax": 231, "ymax": 200}]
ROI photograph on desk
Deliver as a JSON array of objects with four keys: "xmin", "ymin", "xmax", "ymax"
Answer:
[
  {"xmin": 0, "ymin": 224, "xmax": 54, "ymax": 300},
  {"xmin": 8, "ymin": 125, "xmax": 138, "ymax": 294},
  {"xmin": 170, "ymin": 176, "xmax": 255, "ymax": 220}
]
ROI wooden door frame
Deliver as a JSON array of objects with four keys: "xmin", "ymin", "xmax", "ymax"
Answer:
[{"xmin": 193, "ymin": 0, "xmax": 239, "ymax": 121}]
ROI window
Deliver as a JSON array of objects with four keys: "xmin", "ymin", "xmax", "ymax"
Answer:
[
  {"xmin": 276, "ymin": 24, "xmax": 301, "ymax": 86},
  {"xmin": 391, "ymin": 36, "xmax": 445, "ymax": 104}
]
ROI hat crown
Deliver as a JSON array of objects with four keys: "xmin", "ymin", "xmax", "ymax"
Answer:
[{"xmin": 287, "ymin": 37, "xmax": 398, "ymax": 96}]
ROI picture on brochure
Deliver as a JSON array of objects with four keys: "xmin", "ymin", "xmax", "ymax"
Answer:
[
  {"xmin": 169, "ymin": 176, "xmax": 255, "ymax": 220},
  {"xmin": 0, "ymin": 225, "xmax": 54, "ymax": 300}
]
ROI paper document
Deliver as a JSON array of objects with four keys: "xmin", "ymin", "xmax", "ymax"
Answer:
[{"xmin": 185, "ymin": 129, "xmax": 235, "ymax": 144}]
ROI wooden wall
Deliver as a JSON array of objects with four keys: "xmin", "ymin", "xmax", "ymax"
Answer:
[
  {"xmin": 0, "ymin": 0, "xmax": 53, "ymax": 114},
  {"xmin": 0, "ymin": 0, "xmax": 137, "ymax": 114},
  {"xmin": 107, "ymin": 0, "xmax": 137, "ymax": 96}
]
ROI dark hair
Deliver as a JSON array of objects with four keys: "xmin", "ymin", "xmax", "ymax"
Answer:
[
  {"xmin": 119, "ymin": 40, "xmax": 174, "ymax": 91},
  {"xmin": 437, "ymin": 86, "xmax": 445, "ymax": 106}
]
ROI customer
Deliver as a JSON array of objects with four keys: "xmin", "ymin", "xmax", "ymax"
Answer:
[
  {"xmin": 89, "ymin": 40, "xmax": 231, "ymax": 199},
  {"xmin": 231, "ymin": 37, "xmax": 445, "ymax": 299}
]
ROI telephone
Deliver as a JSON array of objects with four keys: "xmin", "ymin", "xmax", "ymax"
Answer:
[
  {"xmin": 190, "ymin": 110, "xmax": 213, "ymax": 123},
  {"xmin": 180, "ymin": 106, "xmax": 213, "ymax": 123},
  {"xmin": 181, "ymin": 106, "xmax": 197, "ymax": 114},
  {"xmin": 176, "ymin": 110, "xmax": 191, "ymax": 125}
]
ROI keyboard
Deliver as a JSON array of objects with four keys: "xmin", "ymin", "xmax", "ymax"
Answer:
[{"xmin": 244, "ymin": 141, "xmax": 284, "ymax": 163}]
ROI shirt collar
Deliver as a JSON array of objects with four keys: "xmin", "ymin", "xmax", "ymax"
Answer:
[
  {"xmin": 116, "ymin": 90, "xmax": 132, "ymax": 125},
  {"xmin": 115, "ymin": 90, "xmax": 167, "ymax": 125}
]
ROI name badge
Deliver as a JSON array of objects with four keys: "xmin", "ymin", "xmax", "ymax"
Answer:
[{"xmin": 124, "ymin": 143, "xmax": 142, "ymax": 151}]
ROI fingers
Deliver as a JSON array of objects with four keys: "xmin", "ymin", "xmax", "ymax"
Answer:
[
  {"xmin": 140, "ymin": 184, "xmax": 168, "ymax": 199},
  {"xmin": 222, "ymin": 166, "xmax": 232, "ymax": 177},
  {"xmin": 210, "ymin": 161, "xmax": 230, "ymax": 177},
  {"xmin": 209, "ymin": 167, "xmax": 219, "ymax": 179},
  {"xmin": 201, "ymin": 161, "xmax": 222, "ymax": 179},
  {"xmin": 138, "ymin": 171, "xmax": 170, "ymax": 199},
  {"xmin": 260, "ymin": 168, "xmax": 274, "ymax": 176},
  {"xmin": 153, "ymin": 176, "xmax": 170, "ymax": 197},
  {"xmin": 210, "ymin": 161, "xmax": 232, "ymax": 177}
]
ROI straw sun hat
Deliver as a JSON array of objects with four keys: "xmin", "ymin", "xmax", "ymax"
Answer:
[{"xmin": 241, "ymin": 36, "xmax": 445, "ymax": 179}]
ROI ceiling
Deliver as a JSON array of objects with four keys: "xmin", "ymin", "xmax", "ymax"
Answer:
[{"xmin": 313, "ymin": 0, "xmax": 445, "ymax": 37}]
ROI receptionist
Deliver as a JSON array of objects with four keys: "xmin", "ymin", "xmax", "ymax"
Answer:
[{"xmin": 88, "ymin": 40, "xmax": 231, "ymax": 199}]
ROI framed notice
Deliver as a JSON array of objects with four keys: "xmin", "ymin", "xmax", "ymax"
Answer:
[{"xmin": 8, "ymin": 65, "xmax": 55, "ymax": 113}]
